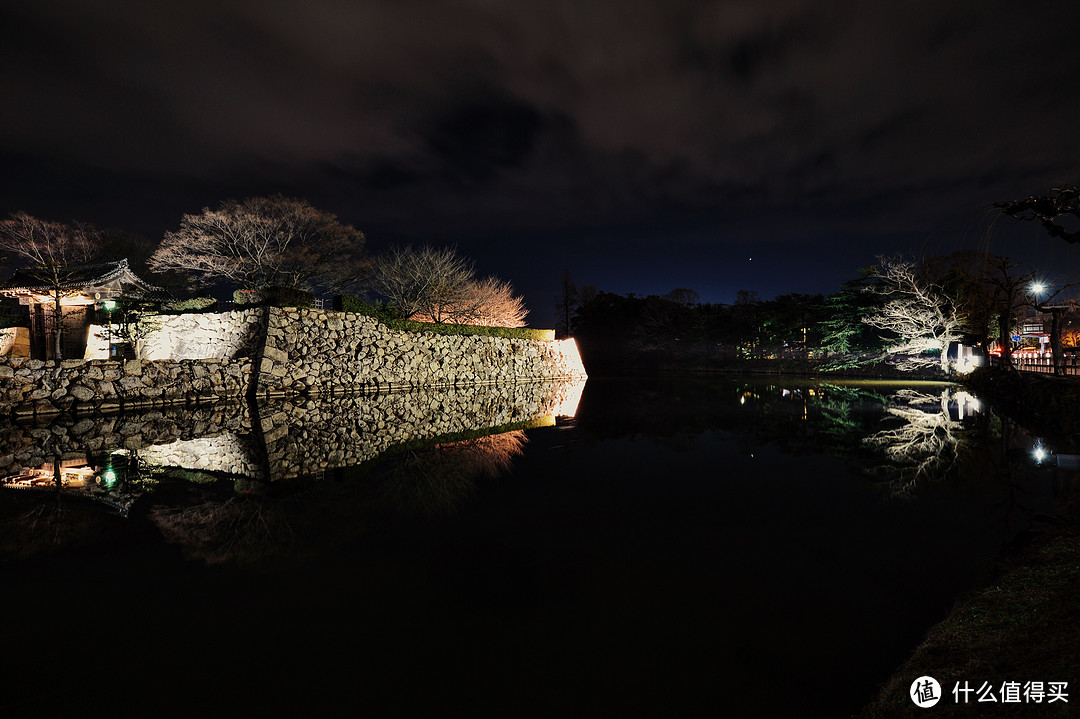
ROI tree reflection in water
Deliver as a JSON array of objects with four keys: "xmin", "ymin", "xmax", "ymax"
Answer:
[
  {"xmin": 863, "ymin": 388, "xmax": 979, "ymax": 497},
  {"xmin": 375, "ymin": 430, "xmax": 527, "ymax": 517}
]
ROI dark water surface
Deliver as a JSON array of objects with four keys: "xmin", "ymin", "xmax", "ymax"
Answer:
[{"xmin": 1, "ymin": 376, "xmax": 1070, "ymax": 716}]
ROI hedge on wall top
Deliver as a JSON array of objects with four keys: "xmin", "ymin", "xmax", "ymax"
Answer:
[
  {"xmin": 235, "ymin": 287, "xmax": 316, "ymax": 308},
  {"xmin": 338, "ymin": 295, "xmax": 551, "ymax": 340}
]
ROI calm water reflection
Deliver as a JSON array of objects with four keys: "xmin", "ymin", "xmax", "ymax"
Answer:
[{"xmin": 1, "ymin": 376, "xmax": 1073, "ymax": 716}]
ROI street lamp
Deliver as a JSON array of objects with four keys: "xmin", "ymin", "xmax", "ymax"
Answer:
[{"xmin": 1031, "ymin": 281, "xmax": 1047, "ymax": 296}]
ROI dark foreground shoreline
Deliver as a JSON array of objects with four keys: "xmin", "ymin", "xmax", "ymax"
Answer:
[{"xmin": 859, "ymin": 368, "xmax": 1080, "ymax": 717}]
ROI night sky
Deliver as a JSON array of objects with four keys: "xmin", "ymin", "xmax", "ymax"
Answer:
[{"xmin": 3, "ymin": 1, "xmax": 1080, "ymax": 327}]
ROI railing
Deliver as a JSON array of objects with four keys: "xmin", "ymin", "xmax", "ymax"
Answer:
[{"xmin": 990, "ymin": 354, "xmax": 1080, "ymax": 376}]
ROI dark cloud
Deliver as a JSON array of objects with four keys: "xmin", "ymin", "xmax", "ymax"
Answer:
[{"xmin": 2, "ymin": 0, "xmax": 1080, "ymax": 323}]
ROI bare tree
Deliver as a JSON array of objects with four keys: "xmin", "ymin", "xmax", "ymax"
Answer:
[
  {"xmin": 862, "ymin": 257, "xmax": 964, "ymax": 372},
  {"xmin": 994, "ymin": 185, "xmax": 1080, "ymax": 244},
  {"xmin": 459, "ymin": 276, "xmax": 528, "ymax": 328},
  {"xmin": 149, "ymin": 195, "xmax": 367, "ymax": 294},
  {"xmin": 372, "ymin": 245, "xmax": 528, "ymax": 327},
  {"xmin": 0, "ymin": 212, "xmax": 100, "ymax": 360},
  {"xmin": 370, "ymin": 244, "xmax": 473, "ymax": 320}
]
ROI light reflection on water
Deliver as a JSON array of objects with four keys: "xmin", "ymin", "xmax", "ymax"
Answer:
[{"xmin": 0, "ymin": 376, "xmax": 1075, "ymax": 716}]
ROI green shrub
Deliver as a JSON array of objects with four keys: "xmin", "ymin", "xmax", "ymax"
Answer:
[
  {"xmin": 162, "ymin": 297, "xmax": 217, "ymax": 313},
  {"xmin": 338, "ymin": 295, "xmax": 551, "ymax": 340}
]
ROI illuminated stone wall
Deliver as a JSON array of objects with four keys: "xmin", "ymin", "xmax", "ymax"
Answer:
[
  {"xmin": 0, "ymin": 306, "xmax": 586, "ymax": 417},
  {"xmin": 255, "ymin": 306, "xmax": 587, "ymax": 397},
  {"xmin": 0, "ymin": 357, "xmax": 250, "ymax": 417}
]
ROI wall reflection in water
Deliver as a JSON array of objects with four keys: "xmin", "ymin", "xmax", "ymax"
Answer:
[
  {"xmin": 0, "ymin": 380, "xmax": 585, "ymax": 562},
  {"xmin": 4, "ymin": 378, "xmax": 1075, "ymax": 566}
]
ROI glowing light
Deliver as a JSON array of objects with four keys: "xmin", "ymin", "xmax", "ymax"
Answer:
[
  {"xmin": 103, "ymin": 299, "xmax": 117, "ymax": 310},
  {"xmin": 1033, "ymin": 444, "xmax": 1048, "ymax": 464},
  {"xmin": 552, "ymin": 379, "xmax": 586, "ymax": 418},
  {"xmin": 1031, "ymin": 281, "xmax": 1046, "ymax": 295},
  {"xmin": 100, "ymin": 468, "xmax": 118, "ymax": 490},
  {"xmin": 552, "ymin": 338, "xmax": 588, "ymax": 378}
]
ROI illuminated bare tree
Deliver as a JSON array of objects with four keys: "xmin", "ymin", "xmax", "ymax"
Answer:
[
  {"xmin": 149, "ymin": 195, "xmax": 367, "ymax": 294},
  {"xmin": 457, "ymin": 276, "xmax": 528, "ymax": 327},
  {"xmin": 0, "ymin": 212, "xmax": 100, "ymax": 360},
  {"xmin": 378, "ymin": 430, "xmax": 527, "ymax": 516},
  {"xmin": 862, "ymin": 257, "xmax": 964, "ymax": 371},
  {"xmin": 372, "ymin": 245, "xmax": 528, "ymax": 327}
]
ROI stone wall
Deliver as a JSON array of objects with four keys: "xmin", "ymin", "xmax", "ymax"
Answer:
[
  {"xmin": 256, "ymin": 307, "xmax": 587, "ymax": 397},
  {"xmin": 0, "ymin": 357, "xmax": 250, "ymax": 417},
  {"xmin": 0, "ymin": 306, "xmax": 586, "ymax": 417}
]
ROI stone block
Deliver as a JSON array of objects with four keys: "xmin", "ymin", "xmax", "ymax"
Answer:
[
  {"xmin": 34, "ymin": 399, "xmax": 59, "ymax": 415},
  {"xmin": 71, "ymin": 418, "xmax": 95, "ymax": 435},
  {"xmin": 66, "ymin": 384, "xmax": 96, "ymax": 401}
]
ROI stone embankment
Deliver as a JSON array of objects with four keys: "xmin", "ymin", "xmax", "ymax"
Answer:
[
  {"xmin": 257, "ymin": 307, "xmax": 586, "ymax": 396},
  {"xmin": 0, "ymin": 307, "xmax": 587, "ymax": 417},
  {"xmin": 0, "ymin": 357, "xmax": 250, "ymax": 417}
]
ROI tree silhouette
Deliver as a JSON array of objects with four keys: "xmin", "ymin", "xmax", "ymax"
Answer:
[
  {"xmin": 555, "ymin": 268, "xmax": 578, "ymax": 338},
  {"xmin": 995, "ymin": 185, "xmax": 1080, "ymax": 244}
]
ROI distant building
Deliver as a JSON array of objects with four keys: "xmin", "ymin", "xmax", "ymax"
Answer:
[{"xmin": 0, "ymin": 259, "xmax": 164, "ymax": 360}]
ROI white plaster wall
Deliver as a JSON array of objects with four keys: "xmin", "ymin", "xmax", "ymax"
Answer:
[
  {"xmin": 0, "ymin": 327, "xmax": 19, "ymax": 356},
  {"xmin": 86, "ymin": 310, "xmax": 262, "ymax": 360}
]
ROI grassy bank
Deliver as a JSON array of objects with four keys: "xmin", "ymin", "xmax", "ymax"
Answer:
[{"xmin": 859, "ymin": 504, "xmax": 1080, "ymax": 717}]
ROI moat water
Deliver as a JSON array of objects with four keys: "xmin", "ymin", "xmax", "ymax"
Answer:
[{"xmin": 1, "ymin": 376, "xmax": 1073, "ymax": 716}]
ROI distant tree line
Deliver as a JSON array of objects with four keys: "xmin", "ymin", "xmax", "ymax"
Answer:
[{"xmin": 567, "ymin": 250, "xmax": 1080, "ymax": 376}]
